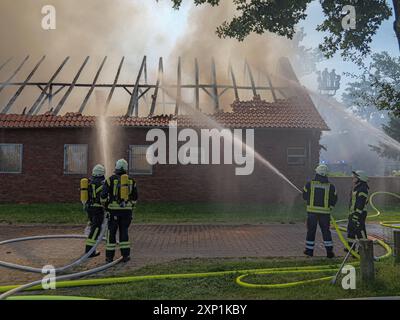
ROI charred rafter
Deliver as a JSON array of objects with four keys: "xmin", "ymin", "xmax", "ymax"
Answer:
[{"xmin": 0, "ymin": 56, "xmax": 289, "ymax": 116}]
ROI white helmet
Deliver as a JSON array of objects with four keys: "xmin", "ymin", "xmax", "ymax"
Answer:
[
  {"xmin": 315, "ymin": 164, "xmax": 329, "ymax": 177},
  {"xmin": 92, "ymin": 164, "xmax": 105, "ymax": 177},
  {"xmin": 115, "ymin": 159, "xmax": 128, "ymax": 172},
  {"xmin": 353, "ymin": 170, "xmax": 368, "ymax": 182}
]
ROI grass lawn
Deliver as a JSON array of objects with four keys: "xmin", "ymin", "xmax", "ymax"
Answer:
[
  {"xmin": 0, "ymin": 202, "xmax": 398, "ymax": 225},
  {"xmin": 0, "ymin": 202, "xmax": 358, "ymax": 224},
  {"xmin": 23, "ymin": 257, "xmax": 400, "ymax": 300}
]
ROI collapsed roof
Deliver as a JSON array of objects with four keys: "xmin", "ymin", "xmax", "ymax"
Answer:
[{"xmin": 0, "ymin": 55, "xmax": 328, "ymax": 131}]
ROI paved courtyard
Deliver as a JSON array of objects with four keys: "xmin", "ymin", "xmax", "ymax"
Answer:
[{"xmin": 0, "ymin": 223, "xmax": 386, "ymax": 286}]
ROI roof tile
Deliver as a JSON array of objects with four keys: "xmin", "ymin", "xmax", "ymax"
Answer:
[{"xmin": 0, "ymin": 93, "xmax": 328, "ymax": 130}]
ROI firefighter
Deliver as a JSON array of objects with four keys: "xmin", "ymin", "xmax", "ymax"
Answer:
[
  {"xmin": 346, "ymin": 170, "xmax": 369, "ymax": 252},
  {"xmin": 82, "ymin": 164, "xmax": 106, "ymax": 258},
  {"xmin": 101, "ymin": 159, "xmax": 138, "ymax": 263},
  {"xmin": 303, "ymin": 164, "xmax": 338, "ymax": 258}
]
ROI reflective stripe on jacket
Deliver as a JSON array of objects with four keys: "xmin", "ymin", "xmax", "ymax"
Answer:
[{"xmin": 303, "ymin": 174, "xmax": 337, "ymax": 214}]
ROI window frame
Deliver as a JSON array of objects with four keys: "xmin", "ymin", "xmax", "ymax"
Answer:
[
  {"xmin": 129, "ymin": 145, "xmax": 153, "ymax": 176},
  {"xmin": 63, "ymin": 144, "xmax": 88, "ymax": 175},
  {"xmin": 0, "ymin": 143, "xmax": 23, "ymax": 174},
  {"xmin": 287, "ymin": 146, "xmax": 307, "ymax": 166}
]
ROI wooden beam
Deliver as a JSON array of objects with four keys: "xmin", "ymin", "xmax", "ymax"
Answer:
[
  {"xmin": 28, "ymin": 56, "xmax": 69, "ymax": 115},
  {"xmin": 195, "ymin": 58, "xmax": 200, "ymax": 110},
  {"xmin": 149, "ymin": 57, "xmax": 163, "ymax": 116},
  {"xmin": 211, "ymin": 57, "xmax": 219, "ymax": 111},
  {"xmin": 229, "ymin": 63, "xmax": 239, "ymax": 101},
  {"xmin": 265, "ymin": 71, "xmax": 277, "ymax": 102},
  {"xmin": 0, "ymin": 55, "xmax": 29, "ymax": 95},
  {"xmin": 175, "ymin": 57, "xmax": 182, "ymax": 115},
  {"xmin": 1, "ymin": 56, "xmax": 46, "ymax": 115},
  {"xmin": 126, "ymin": 56, "xmax": 146, "ymax": 117},
  {"xmin": 78, "ymin": 56, "xmax": 107, "ymax": 114},
  {"xmin": 53, "ymin": 56, "xmax": 90, "ymax": 115},
  {"xmin": 245, "ymin": 60, "xmax": 257, "ymax": 97},
  {"xmin": 36, "ymin": 85, "xmax": 66, "ymax": 113},
  {"xmin": 394, "ymin": 230, "xmax": 400, "ymax": 263},
  {"xmin": 359, "ymin": 239, "xmax": 375, "ymax": 283},
  {"xmin": 104, "ymin": 57, "xmax": 124, "ymax": 112},
  {"xmin": 0, "ymin": 57, "xmax": 12, "ymax": 72}
]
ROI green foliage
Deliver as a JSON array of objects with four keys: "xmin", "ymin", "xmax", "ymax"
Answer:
[
  {"xmin": 344, "ymin": 52, "xmax": 400, "ymax": 119},
  {"xmin": 0, "ymin": 202, "xmax": 355, "ymax": 224},
  {"xmin": 169, "ymin": 0, "xmax": 392, "ymax": 62},
  {"xmin": 342, "ymin": 72, "xmax": 387, "ymax": 126},
  {"xmin": 343, "ymin": 52, "xmax": 400, "ymax": 161},
  {"xmin": 317, "ymin": 0, "xmax": 392, "ymax": 62}
]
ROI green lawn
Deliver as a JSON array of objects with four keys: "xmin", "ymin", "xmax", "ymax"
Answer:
[
  {"xmin": 1, "ymin": 202, "xmax": 398, "ymax": 224},
  {"xmin": 22, "ymin": 257, "xmax": 400, "ymax": 300},
  {"xmin": 0, "ymin": 202, "xmax": 308, "ymax": 224}
]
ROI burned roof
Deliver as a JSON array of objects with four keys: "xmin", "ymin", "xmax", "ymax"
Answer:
[
  {"xmin": 0, "ymin": 55, "xmax": 328, "ymax": 130},
  {"xmin": 0, "ymin": 94, "xmax": 329, "ymax": 131}
]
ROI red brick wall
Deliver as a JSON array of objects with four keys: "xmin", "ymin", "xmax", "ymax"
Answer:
[{"xmin": 0, "ymin": 127, "xmax": 321, "ymax": 204}]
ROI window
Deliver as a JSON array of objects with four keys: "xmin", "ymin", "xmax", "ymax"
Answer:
[
  {"xmin": 64, "ymin": 144, "xmax": 88, "ymax": 174},
  {"xmin": 129, "ymin": 145, "xmax": 152, "ymax": 175},
  {"xmin": 287, "ymin": 147, "xmax": 306, "ymax": 165},
  {"xmin": 0, "ymin": 144, "xmax": 23, "ymax": 173}
]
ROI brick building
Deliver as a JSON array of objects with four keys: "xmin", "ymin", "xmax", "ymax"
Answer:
[{"xmin": 0, "ymin": 57, "xmax": 329, "ymax": 204}]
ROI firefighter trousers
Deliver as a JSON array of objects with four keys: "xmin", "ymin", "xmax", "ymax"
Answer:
[
  {"xmin": 305, "ymin": 213, "xmax": 333, "ymax": 253},
  {"xmin": 85, "ymin": 208, "xmax": 104, "ymax": 253},
  {"xmin": 347, "ymin": 211, "xmax": 367, "ymax": 245},
  {"xmin": 106, "ymin": 210, "xmax": 132, "ymax": 259}
]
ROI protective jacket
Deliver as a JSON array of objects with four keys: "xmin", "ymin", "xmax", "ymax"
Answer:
[
  {"xmin": 86, "ymin": 175, "xmax": 105, "ymax": 211},
  {"xmin": 303, "ymin": 174, "xmax": 338, "ymax": 214},
  {"xmin": 349, "ymin": 181, "xmax": 369, "ymax": 215},
  {"xmin": 101, "ymin": 170, "xmax": 138, "ymax": 211}
]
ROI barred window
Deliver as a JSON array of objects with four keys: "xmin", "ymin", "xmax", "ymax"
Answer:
[
  {"xmin": 129, "ymin": 145, "xmax": 152, "ymax": 175},
  {"xmin": 64, "ymin": 144, "xmax": 88, "ymax": 174},
  {"xmin": 287, "ymin": 147, "xmax": 306, "ymax": 165},
  {"xmin": 0, "ymin": 144, "xmax": 23, "ymax": 173}
]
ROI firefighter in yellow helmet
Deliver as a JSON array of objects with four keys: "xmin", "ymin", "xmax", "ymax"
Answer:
[
  {"xmin": 101, "ymin": 159, "xmax": 138, "ymax": 263},
  {"xmin": 80, "ymin": 164, "xmax": 106, "ymax": 258},
  {"xmin": 345, "ymin": 170, "xmax": 369, "ymax": 252},
  {"xmin": 303, "ymin": 164, "xmax": 338, "ymax": 258}
]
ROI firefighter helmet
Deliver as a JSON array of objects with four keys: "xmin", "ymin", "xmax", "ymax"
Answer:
[
  {"xmin": 115, "ymin": 159, "xmax": 128, "ymax": 172},
  {"xmin": 92, "ymin": 164, "xmax": 105, "ymax": 177},
  {"xmin": 353, "ymin": 170, "xmax": 368, "ymax": 182},
  {"xmin": 315, "ymin": 164, "xmax": 328, "ymax": 177}
]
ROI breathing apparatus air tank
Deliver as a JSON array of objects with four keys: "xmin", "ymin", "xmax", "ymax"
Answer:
[
  {"xmin": 80, "ymin": 178, "xmax": 89, "ymax": 205},
  {"xmin": 120, "ymin": 174, "xmax": 129, "ymax": 202}
]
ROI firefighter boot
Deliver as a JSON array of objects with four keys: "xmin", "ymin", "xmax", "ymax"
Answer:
[
  {"xmin": 303, "ymin": 249, "xmax": 313, "ymax": 257},
  {"xmin": 326, "ymin": 248, "xmax": 335, "ymax": 259}
]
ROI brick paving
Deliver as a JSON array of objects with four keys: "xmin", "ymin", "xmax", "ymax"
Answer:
[{"xmin": 0, "ymin": 223, "xmax": 351, "ymax": 286}]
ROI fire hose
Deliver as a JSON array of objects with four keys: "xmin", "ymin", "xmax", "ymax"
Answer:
[{"xmin": 0, "ymin": 192, "xmax": 398, "ymax": 299}]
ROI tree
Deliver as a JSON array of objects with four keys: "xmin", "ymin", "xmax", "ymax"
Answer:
[
  {"xmin": 344, "ymin": 52, "xmax": 400, "ymax": 118},
  {"xmin": 169, "ymin": 0, "xmax": 393, "ymax": 63},
  {"xmin": 370, "ymin": 113, "xmax": 400, "ymax": 161},
  {"xmin": 289, "ymin": 28, "xmax": 325, "ymax": 77},
  {"xmin": 342, "ymin": 73, "xmax": 388, "ymax": 127}
]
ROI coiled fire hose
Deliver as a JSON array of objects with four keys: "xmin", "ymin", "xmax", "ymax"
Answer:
[
  {"xmin": 0, "ymin": 214, "xmax": 123, "ymax": 300},
  {"xmin": 0, "ymin": 192, "xmax": 398, "ymax": 299}
]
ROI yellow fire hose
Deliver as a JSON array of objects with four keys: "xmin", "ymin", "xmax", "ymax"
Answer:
[{"xmin": 0, "ymin": 191, "xmax": 398, "ymax": 299}]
